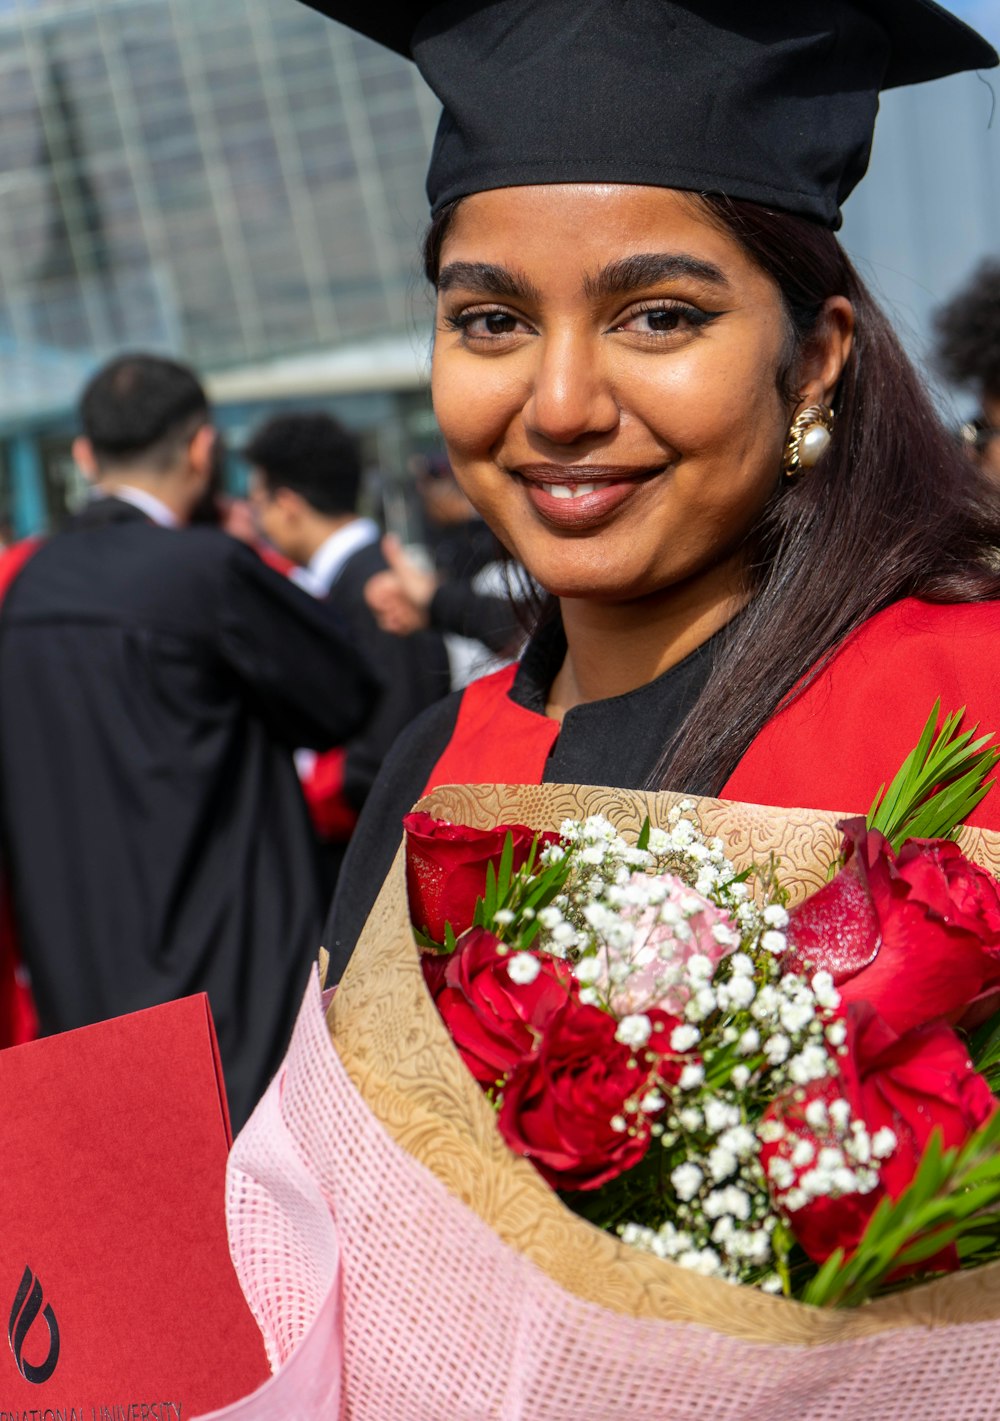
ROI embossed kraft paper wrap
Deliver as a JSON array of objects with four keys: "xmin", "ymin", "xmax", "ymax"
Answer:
[{"xmin": 328, "ymin": 784, "xmax": 1000, "ymax": 1345}]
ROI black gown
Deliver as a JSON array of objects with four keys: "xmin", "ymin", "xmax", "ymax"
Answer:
[
  {"xmin": 0, "ymin": 498, "xmax": 376, "ymax": 1127},
  {"xmin": 324, "ymin": 615, "xmax": 716, "ymax": 978},
  {"xmin": 326, "ymin": 538, "xmax": 452, "ymax": 814}
]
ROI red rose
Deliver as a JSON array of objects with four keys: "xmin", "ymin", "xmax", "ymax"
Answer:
[
  {"xmin": 422, "ymin": 928, "xmax": 577, "ymax": 1087},
  {"xmin": 404, "ymin": 812, "xmax": 558, "ymax": 943},
  {"xmin": 497, "ymin": 999, "xmax": 680, "ymax": 1192},
  {"xmin": 761, "ymin": 1004, "xmax": 996, "ymax": 1265},
  {"xmin": 785, "ymin": 819, "xmax": 1000, "ymax": 1035}
]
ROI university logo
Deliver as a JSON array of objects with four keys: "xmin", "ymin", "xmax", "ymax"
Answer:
[{"xmin": 8, "ymin": 1266, "xmax": 60, "ymax": 1384}]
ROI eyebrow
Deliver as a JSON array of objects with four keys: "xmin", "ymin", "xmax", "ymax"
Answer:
[
  {"xmin": 437, "ymin": 261, "xmax": 541, "ymax": 302},
  {"xmin": 583, "ymin": 252, "xmax": 729, "ymax": 298}
]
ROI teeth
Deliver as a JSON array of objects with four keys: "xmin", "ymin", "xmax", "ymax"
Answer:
[{"xmin": 542, "ymin": 482, "xmax": 599, "ymax": 500}]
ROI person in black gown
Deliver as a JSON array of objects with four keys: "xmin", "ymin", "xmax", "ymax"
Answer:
[
  {"xmin": 245, "ymin": 411, "xmax": 451, "ymax": 890},
  {"xmin": 0, "ymin": 354, "xmax": 375, "ymax": 1126}
]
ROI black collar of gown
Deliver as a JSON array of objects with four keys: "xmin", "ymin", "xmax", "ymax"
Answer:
[{"xmin": 505, "ymin": 609, "xmax": 722, "ymax": 793}]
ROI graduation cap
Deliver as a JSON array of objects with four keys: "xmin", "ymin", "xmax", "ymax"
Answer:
[{"xmin": 303, "ymin": 0, "xmax": 997, "ymax": 228}]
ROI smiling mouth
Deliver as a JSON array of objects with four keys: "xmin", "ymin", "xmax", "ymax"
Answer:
[{"xmin": 513, "ymin": 464, "xmax": 665, "ymax": 498}]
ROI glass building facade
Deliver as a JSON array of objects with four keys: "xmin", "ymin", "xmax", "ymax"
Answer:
[
  {"xmin": 0, "ymin": 0, "xmax": 440, "ymax": 382},
  {"xmin": 0, "ymin": 0, "xmax": 444, "ymax": 532}
]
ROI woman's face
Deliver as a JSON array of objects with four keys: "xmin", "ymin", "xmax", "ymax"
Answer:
[{"xmin": 431, "ymin": 185, "xmax": 808, "ymax": 605}]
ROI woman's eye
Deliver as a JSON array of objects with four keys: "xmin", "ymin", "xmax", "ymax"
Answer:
[
  {"xmin": 443, "ymin": 308, "xmax": 530, "ymax": 340},
  {"xmin": 615, "ymin": 304, "xmax": 712, "ymax": 336}
]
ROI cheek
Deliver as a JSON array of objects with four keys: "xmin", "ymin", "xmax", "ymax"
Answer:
[
  {"xmin": 626, "ymin": 345, "xmax": 787, "ymax": 477},
  {"xmin": 432, "ymin": 347, "xmax": 527, "ymax": 461}
]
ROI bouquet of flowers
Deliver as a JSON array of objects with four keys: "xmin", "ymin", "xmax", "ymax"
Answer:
[
  {"xmin": 204, "ymin": 709, "xmax": 1000, "ymax": 1421},
  {"xmin": 406, "ymin": 708, "xmax": 1000, "ymax": 1307}
]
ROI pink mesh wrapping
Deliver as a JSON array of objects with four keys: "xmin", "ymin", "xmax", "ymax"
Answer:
[{"xmin": 194, "ymin": 970, "xmax": 1000, "ymax": 1419}]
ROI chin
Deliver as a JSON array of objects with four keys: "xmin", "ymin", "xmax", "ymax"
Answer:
[{"xmin": 534, "ymin": 572, "xmax": 651, "ymax": 604}]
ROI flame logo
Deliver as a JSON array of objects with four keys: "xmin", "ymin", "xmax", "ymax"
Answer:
[{"xmin": 8, "ymin": 1267, "xmax": 59, "ymax": 1384}]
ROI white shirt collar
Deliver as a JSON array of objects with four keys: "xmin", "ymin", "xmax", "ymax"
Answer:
[
  {"xmin": 297, "ymin": 518, "xmax": 380, "ymax": 597},
  {"xmin": 98, "ymin": 484, "xmax": 180, "ymax": 529}
]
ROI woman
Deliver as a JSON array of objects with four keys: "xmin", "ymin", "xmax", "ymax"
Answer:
[{"xmin": 317, "ymin": 0, "xmax": 1000, "ymax": 971}]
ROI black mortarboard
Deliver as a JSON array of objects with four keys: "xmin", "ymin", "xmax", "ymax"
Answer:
[{"xmin": 304, "ymin": 0, "xmax": 997, "ymax": 228}]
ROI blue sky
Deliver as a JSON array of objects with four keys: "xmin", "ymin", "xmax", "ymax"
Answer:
[{"xmin": 948, "ymin": 0, "xmax": 1000, "ymax": 45}]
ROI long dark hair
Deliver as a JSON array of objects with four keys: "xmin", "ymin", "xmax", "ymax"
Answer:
[{"xmin": 424, "ymin": 194, "xmax": 1000, "ymax": 795}]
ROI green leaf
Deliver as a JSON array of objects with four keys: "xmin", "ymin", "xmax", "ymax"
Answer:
[
  {"xmin": 802, "ymin": 1114, "xmax": 1000, "ymax": 1308},
  {"xmin": 497, "ymin": 831, "xmax": 515, "ymax": 899},
  {"xmin": 637, "ymin": 816, "xmax": 652, "ymax": 852},
  {"xmin": 866, "ymin": 701, "xmax": 999, "ymax": 851}
]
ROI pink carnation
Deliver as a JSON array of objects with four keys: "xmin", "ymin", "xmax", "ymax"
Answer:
[{"xmin": 598, "ymin": 874, "xmax": 737, "ymax": 1015}]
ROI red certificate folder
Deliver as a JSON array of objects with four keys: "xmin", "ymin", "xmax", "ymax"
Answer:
[{"xmin": 0, "ymin": 995, "xmax": 270, "ymax": 1414}]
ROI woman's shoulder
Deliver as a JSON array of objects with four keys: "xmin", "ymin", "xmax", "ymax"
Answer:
[
  {"xmin": 843, "ymin": 596, "xmax": 1000, "ymax": 650},
  {"xmin": 723, "ymin": 597, "xmax": 1000, "ymax": 828}
]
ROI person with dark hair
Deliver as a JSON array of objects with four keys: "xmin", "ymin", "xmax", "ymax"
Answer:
[
  {"xmin": 301, "ymin": 0, "xmax": 1000, "ymax": 978},
  {"xmin": 246, "ymin": 411, "xmax": 450, "ymax": 885},
  {"xmin": 0, "ymin": 353, "xmax": 375, "ymax": 1126},
  {"xmin": 364, "ymin": 454, "xmax": 526, "ymax": 674},
  {"xmin": 933, "ymin": 259, "xmax": 1000, "ymax": 478}
]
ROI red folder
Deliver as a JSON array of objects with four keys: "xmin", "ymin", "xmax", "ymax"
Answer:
[{"xmin": 0, "ymin": 995, "xmax": 270, "ymax": 1413}]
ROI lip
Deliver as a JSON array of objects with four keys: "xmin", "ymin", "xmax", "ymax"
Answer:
[{"xmin": 512, "ymin": 463, "xmax": 665, "ymax": 530}]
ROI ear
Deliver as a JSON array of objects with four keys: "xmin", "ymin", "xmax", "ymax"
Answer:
[
  {"xmin": 72, "ymin": 436, "xmax": 99, "ymax": 483},
  {"xmin": 791, "ymin": 296, "xmax": 855, "ymax": 412},
  {"xmin": 271, "ymin": 486, "xmax": 310, "ymax": 522},
  {"xmin": 187, "ymin": 423, "xmax": 217, "ymax": 480}
]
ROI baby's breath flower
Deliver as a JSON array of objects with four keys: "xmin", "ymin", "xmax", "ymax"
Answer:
[
  {"xmin": 708, "ymin": 1145, "xmax": 738, "ymax": 1182},
  {"xmin": 616, "ymin": 1013, "xmax": 652, "ymax": 1048},
  {"xmin": 727, "ymin": 975, "xmax": 756, "ymax": 1009},
  {"xmin": 507, "ymin": 953, "xmax": 541, "ymax": 985},
  {"xmin": 573, "ymin": 955, "xmax": 602, "ymax": 985},
  {"xmin": 871, "ymin": 1126, "xmax": 898, "ymax": 1159},
  {"xmin": 670, "ymin": 1023, "xmax": 700, "ymax": 1052},
  {"xmin": 679, "ymin": 1062, "xmax": 705, "ymax": 1091},
  {"xmin": 763, "ymin": 1033, "xmax": 790, "ymax": 1065},
  {"xmin": 810, "ymin": 970, "xmax": 840, "ymax": 1010},
  {"xmin": 787, "ymin": 1043, "xmax": 829, "ymax": 1084},
  {"xmin": 828, "ymin": 1099, "xmax": 851, "ymax": 1131},
  {"xmin": 671, "ymin": 1162, "xmax": 704, "ymax": 1201},
  {"xmin": 826, "ymin": 1020, "xmax": 848, "ymax": 1048},
  {"xmin": 704, "ymin": 1099, "xmax": 740, "ymax": 1134},
  {"xmin": 804, "ymin": 1098, "xmax": 829, "ymax": 1130}
]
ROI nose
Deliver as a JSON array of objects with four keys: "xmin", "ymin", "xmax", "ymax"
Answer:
[{"xmin": 522, "ymin": 330, "xmax": 620, "ymax": 446}]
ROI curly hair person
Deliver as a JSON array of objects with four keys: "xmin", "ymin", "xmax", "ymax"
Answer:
[{"xmin": 933, "ymin": 259, "xmax": 1000, "ymax": 400}]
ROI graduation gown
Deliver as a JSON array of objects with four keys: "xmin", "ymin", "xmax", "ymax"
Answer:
[
  {"xmin": 0, "ymin": 498, "xmax": 375, "ymax": 1127},
  {"xmin": 324, "ymin": 597, "xmax": 1000, "ymax": 978},
  {"xmin": 299, "ymin": 537, "xmax": 452, "ymax": 894},
  {"xmin": 325, "ymin": 537, "xmax": 451, "ymax": 815}
]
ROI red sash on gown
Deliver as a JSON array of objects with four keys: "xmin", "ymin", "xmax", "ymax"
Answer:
[
  {"xmin": 422, "ymin": 599, "xmax": 1000, "ymax": 833},
  {"xmin": 0, "ymin": 537, "xmax": 43, "ymax": 1047}
]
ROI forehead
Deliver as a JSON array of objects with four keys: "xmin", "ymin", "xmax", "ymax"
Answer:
[{"xmin": 438, "ymin": 184, "xmax": 773, "ymax": 295}]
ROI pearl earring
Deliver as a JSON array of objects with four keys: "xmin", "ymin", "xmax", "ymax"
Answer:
[{"xmin": 783, "ymin": 403, "xmax": 835, "ymax": 476}]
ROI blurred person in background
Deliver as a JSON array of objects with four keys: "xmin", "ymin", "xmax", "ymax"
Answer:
[
  {"xmin": 933, "ymin": 259, "xmax": 1000, "ymax": 480},
  {"xmin": 245, "ymin": 411, "xmax": 451, "ymax": 888},
  {"xmin": 365, "ymin": 454, "xmax": 527, "ymax": 682},
  {"xmin": 0, "ymin": 353, "xmax": 375, "ymax": 1127}
]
